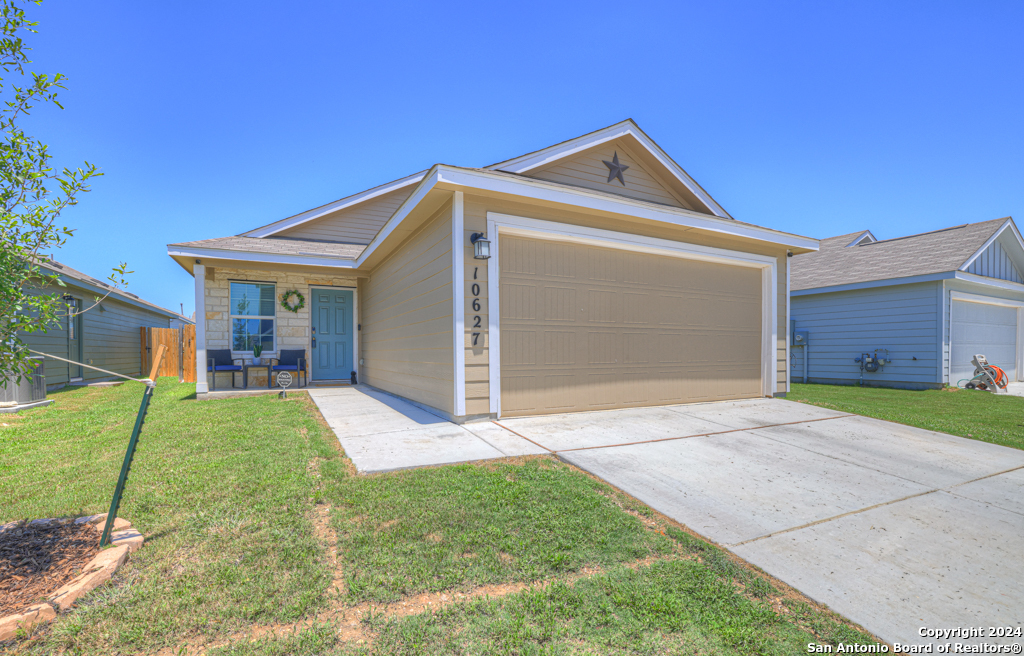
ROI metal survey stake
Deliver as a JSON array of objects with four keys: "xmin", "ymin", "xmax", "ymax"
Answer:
[{"xmin": 99, "ymin": 344, "xmax": 166, "ymax": 547}]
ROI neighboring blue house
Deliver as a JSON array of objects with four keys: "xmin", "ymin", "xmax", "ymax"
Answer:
[{"xmin": 790, "ymin": 217, "xmax": 1024, "ymax": 389}]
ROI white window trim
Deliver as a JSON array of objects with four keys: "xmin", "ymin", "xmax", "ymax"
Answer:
[
  {"xmin": 308, "ymin": 286, "xmax": 359, "ymax": 381},
  {"xmin": 486, "ymin": 212, "xmax": 778, "ymax": 417},
  {"xmin": 229, "ymin": 281, "xmax": 277, "ymax": 355}
]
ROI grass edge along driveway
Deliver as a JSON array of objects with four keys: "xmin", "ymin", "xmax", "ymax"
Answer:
[
  {"xmin": 1, "ymin": 379, "xmax": 883, "ymax": 655},
  {"xmin": 788, "ymin": 382, "xmax": 1024, "ymax": 451}
]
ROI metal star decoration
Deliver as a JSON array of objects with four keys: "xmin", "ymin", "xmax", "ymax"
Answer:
[{"xmin": 602, "ymin": 152, "xmax": 630, "ymax": 185}]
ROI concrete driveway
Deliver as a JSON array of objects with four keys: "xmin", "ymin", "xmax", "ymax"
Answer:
[
  {"xmin": 497, "ymin": 398, "xmax": 1024, "ymax": 650},
  {"xmin": 310, "ymin": 387, "xmax": 1024, "ymax": 649}
]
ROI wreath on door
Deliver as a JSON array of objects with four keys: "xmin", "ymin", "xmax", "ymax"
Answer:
[{"xmin": 280, "ymin": 289, "xmax": 305, "ymax": 313}]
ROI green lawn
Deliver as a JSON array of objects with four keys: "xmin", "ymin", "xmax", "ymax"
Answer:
[
  {"xmin": 1, "ymin": 380, "xmax": 881, "ymax": 655},
  {"xmin": 788, "ymin": 382, "xmax": 1024, "ymax": 451}
]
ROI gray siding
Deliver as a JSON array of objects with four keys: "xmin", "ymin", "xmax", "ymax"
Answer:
[
  {"xmin": 790, "ymin": 282, "xmax": 942, "ymax": 388},
  {"xmin": 18, "ymin": 282, "xmax": 171, "ymax": 387},
  {"xmin": 966, "ymin": 236, "xmax": 1023, "ymax": 283}
]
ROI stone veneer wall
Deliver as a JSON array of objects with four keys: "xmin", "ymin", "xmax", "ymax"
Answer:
[{"xmin": 204, "ymin": 266, "xmax": 359, "ymax": 360}]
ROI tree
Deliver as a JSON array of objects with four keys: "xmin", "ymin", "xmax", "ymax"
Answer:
[{"xmin": 0, "ymin": 0, "xmax": 127, "ymax": 383}]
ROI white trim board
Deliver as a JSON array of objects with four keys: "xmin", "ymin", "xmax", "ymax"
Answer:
[
  {"xmin": 172, "ymin": 163, "xmax": 819, "ymax": 276},
  {"xmin": 436, "ymin": 167, "xmax": 817, "ymax": 250},
  {"xmin": 194, "ymin": 264, "xmax": 208, "ymax": 394},
  {"xmin": 485, "ymin": 212, "xmax": 778, "ymax": 417},
  {"xmin": 795, "ymin": 270, "xmax": 1024, "ymax": 297},
  {"xmin": 245, "ymin": 120, "xmax": 732, "ymax": 241},
  {"xmin": 172, "ymin": 164, "xmax": 817, "ymax": 274},
  {"xmin": 451, "ymin": 191, "xmax": 466, "ymax": 417},
  {"xmin": 168, "ymin": 246, "xmax": 359, "ymax": 270},
  {"xmin": 950, "ymin": 290, "xmax": 1024, "ymax": 308},
  {"xmin": 948, "ymin": 290, "xmax": 1024, "ymax": 383},
  {"xmin": 785, "ymin": 258, "xmax": 791, "ymax": 394},
  {"xmin": 845, "ymin": 230, "xmax": 877, "ymax": 247},
  {"xmin": 485, "ymin": 119, "xmax": 731, "ymax": 219},
  {"xmin": 243, "ymin": 170, "xmax": 428, "ymax": 238},
  {"xmin": 959, "ymin": 219, "xmax": 1024, "ymax": 272}
]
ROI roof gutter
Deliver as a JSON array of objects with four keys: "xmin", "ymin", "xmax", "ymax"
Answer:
[
  {"xmin": 166, "ymin": 245, "xmax": 359, "ymax": 270},
  {"xmin": 792, "ymin": 270, "xmax": 1024, "ymax": 296}
]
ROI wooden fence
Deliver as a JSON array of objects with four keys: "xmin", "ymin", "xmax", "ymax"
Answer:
[{"xmin": 140, "ymin": 325, "xmax": 196, "ymax": 383}]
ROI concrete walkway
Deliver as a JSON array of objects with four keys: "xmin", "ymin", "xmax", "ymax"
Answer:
[{"xmin": 307, "ymin": 386, "xmax": 545, "ymax": 473}]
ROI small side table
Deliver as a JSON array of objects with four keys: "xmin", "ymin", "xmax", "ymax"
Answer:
[{"xmin": 243, "ymin": 364, "xmax": 270, "ymax": 389}]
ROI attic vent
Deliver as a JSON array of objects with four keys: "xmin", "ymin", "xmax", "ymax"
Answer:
[{"xmin": 845, "ymin": 231, "xmax": 877, "ymax": 247}]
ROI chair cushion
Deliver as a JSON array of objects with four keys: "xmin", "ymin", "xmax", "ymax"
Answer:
[
  {"xmin": 272, "ymin": 364, "xmax": 304, "ymax": 371},
  {"xmin": 213, "ymin": 365, "xmax": 242, "ymax": 371}
]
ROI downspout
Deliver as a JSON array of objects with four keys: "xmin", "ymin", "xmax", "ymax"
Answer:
[{"xmin": 804, "ymin": 343, "xmax": 809, "ymax": 384}]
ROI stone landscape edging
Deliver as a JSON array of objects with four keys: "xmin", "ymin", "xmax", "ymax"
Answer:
[{"xmin": 0, "ymin": 513, "xmax": 144, "ymax": 642}]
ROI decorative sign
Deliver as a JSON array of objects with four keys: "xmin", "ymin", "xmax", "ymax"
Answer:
[
  {"xmin": 276, "ymin": 371, "xmax": 293, "ymax": 398},
  {"xmin": 602, "ymin": 152, "xmax": 629, "ymax": 186},
  {"xmin": 470, "ymin": 266, "xmax": 482, "ymax": 348},
  {"xmin": 280, "ymin": 290, "xmax": 305, "ymax": 313}
]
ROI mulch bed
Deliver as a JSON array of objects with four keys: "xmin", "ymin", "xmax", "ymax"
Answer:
[{"xmin": 0, "ymin": 520, "xmax": 100, "ymax": 615}]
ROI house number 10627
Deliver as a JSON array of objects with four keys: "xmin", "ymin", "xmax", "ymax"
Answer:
[{"xmin": 471, "ymin": 267, "xmax": 481, "ymax": 346}]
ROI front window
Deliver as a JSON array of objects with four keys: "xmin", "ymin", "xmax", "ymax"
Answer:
[{"xmin": 230, "ymin": 282, "xmax": 275, "ymax": 352}]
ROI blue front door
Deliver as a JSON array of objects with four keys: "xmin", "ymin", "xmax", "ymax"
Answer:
[{"xmin": 311, "ymin": 288, "xmax": 353, "ymax": 380}]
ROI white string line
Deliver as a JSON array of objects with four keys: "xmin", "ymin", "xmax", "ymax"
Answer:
[{"xmin": 27, "ymin": 349, "xmax": 154, "ymax": 386}]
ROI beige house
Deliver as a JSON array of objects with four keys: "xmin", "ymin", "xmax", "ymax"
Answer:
[{"xmin": 167, "ymin": 120, "xmax": 818, "ymax": 420}]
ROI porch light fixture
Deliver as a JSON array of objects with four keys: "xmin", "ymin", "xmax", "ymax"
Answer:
[{"xmin": 470, "ymin": 233, "xmax": 491, "ymax": 259}]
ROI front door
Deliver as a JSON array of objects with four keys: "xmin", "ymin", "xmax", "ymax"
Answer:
[{"xmin": 311, "ymin": 288, "xmax": 353, "ymax": 380}]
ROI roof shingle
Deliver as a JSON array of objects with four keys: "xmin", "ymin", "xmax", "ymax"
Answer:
[
  {"xmin": 791, "ymin": 218, "xmax": 1008, "ymax": 291},
  {"xmin": 168, "ymin": 236, "xmax": 365, "ymax": 260}
]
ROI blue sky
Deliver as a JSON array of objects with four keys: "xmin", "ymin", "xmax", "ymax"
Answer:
[{"xmin": 24, "ymin": 1, "xmax": 1024, "ymax": 316}]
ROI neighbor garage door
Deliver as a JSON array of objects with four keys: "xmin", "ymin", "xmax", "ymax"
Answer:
[
  {"xmin": 499, "ymin": 235, "xmax": 764, "ymax": 417},
  {"xmin": 950, "ymin": 300, "xmax": 1018, "ymax": 383}
]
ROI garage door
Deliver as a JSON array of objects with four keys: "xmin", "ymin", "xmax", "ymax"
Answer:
[
  {"xmin": 950, "ymin": 300, "xmax": 1018, "ymax": 384},
  {"xmin": 499, "ymin": 236, "xmax": 764, "ymax": 417}
]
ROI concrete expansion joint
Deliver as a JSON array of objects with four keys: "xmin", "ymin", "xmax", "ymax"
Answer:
[
  {"xmin": 506, "ymin": 413, "xmax": 858, "ymax": 454},
  {"xmin": 726, "ymin": 463, "xmax": 1024, "ymax": 548}
]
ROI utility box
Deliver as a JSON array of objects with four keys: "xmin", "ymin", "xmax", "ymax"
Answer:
[
  {"xmin": 0, "ymin": 357, "xmax": 48, "ymax": 411},
  {"xmin": 792, "ymin": 331, "xmax": 809, "ymax": 346}
]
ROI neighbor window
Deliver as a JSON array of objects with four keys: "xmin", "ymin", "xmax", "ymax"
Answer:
[{"xmin": 229, "ymin": 282, "xmax": 275, "ymax": 352}]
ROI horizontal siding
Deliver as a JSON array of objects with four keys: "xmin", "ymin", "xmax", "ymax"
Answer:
[
  {"xmin": 81, "ymin": 298, "xmax": 169, "ymax": 381},
  {"xmin": 791, "ymin": 282, "xmax": 941, "ymax": 387},
  {"xmin": 17, "ymin": 283, "xmax": 170, "ymax": 385},
  {"xmin": 278, "ymin": 187, "xmax": 415, "ymax": 245},
  {"xmin": 361, "ymin": 201, "xmax": 454, "ymax": 414}
]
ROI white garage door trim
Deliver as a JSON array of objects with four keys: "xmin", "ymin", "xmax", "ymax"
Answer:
[
  {"xmin": 485, "ymin": 212, "xmax": 779, "ymax": 416},
  {"xmin": 950, "ymin": 290, "xmax": 1024, "ymax": 382}
]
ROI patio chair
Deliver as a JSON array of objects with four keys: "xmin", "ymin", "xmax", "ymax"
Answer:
[
  {"xmin": 269, "ymin": 349, "xmax": 307, "ymax": 388},
  {"xmin": 207, "ymin": 349, "xmax": 243, "ymax": 390}
]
